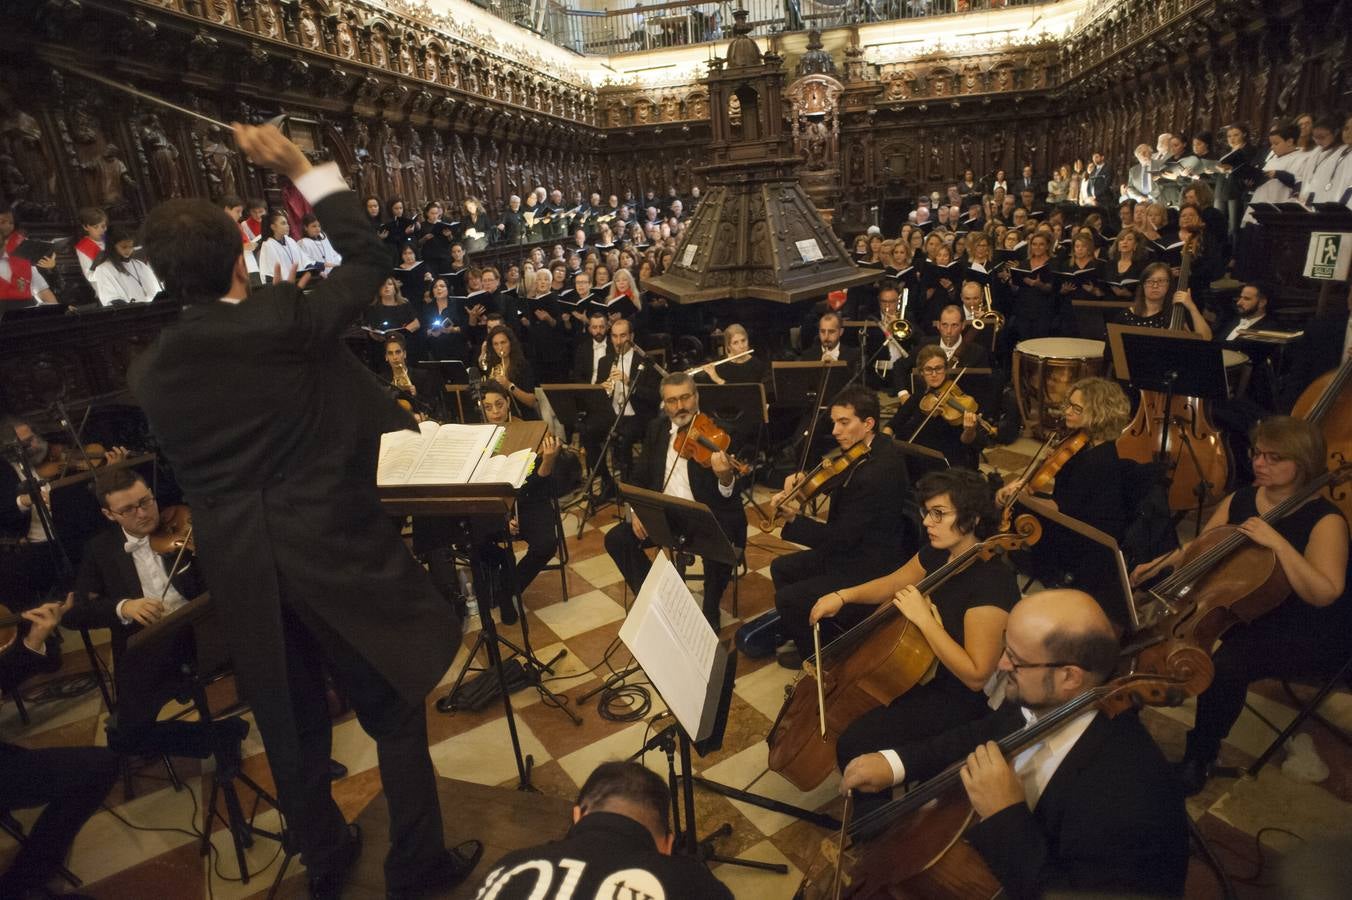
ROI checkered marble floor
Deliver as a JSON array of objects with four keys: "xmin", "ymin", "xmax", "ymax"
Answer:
[{"xmin": 4, "ymin": 458, "xmax": 1352, "ymax": 898}]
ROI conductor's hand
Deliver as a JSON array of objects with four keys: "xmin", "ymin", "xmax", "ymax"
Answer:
[
  {"xmin": 231, "ymin": 122, "xmax": 312, "ymax": 182},
  {"xmin": 22, "ymin": 595, "xmax": 73, "ymax": 653},
  {"xmin": 631, "ymin": 513, "xmax": 648, "ymax": 542},
  {"xmin": 122, "ymin": 597, "xmax": 166, "ymax": 627},
  {"xmin": 960, "ymin": 741, "xmax": 1025, "ymax": 819},
  {"xmin": 809, "ymin": 592, "xmax": 843, "ymax": 625},
  {"xmin": 840, "ymin": 752, "xmax": 896, "ymax": 796}
]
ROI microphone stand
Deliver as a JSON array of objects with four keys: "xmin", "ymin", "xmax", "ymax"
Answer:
[{"xmin": 578, "ymin": 350, "xmax": 645, "ymax": 534}]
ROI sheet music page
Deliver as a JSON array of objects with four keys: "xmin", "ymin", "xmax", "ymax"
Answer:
[
  {"xmin": 376, "ymin": 420, "xmax": 437, "ymax": 486},
  {"xmin": 403, "ymin": 423, "xmax": 502, "ymax": 485},
  {"xmin": 468, "ymin": 448, "xmax": 536, "ymax": 487},
  {"xmin": 619, "ymin": 552, "xmax": 719, "ymax": 735}
]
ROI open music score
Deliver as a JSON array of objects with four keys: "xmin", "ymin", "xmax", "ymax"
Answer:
[{"xmin": 377, "ymin": 420, "xmax": 546, "ymax": 516}]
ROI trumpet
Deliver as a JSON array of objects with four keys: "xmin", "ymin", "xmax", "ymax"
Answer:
[
  {"xmin": 490, "ymin": 362, "xmax": 506, "ymax": 382},
  {"xmin": 391, "ymin": 359, "xmax": 415, "ymax": 393}
]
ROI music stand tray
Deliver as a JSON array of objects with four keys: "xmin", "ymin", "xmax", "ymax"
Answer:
[
  {"xmin": 695, "ymin": 382, "xmax": 770, "ymax": 427},
  {"xmin": 617, "ymin": 482, "xmax": 738, "ymax": 568},
  {"xmin": 417, "ymin": 359, "xmax": 470, "ymax": 386},
  {"xmin": 770, "ymin": 360, "xmax": 851, "ymax": 407},
  {"xmin": 892, "ymin": 438, "xmax": 950, "ymax": 479},
  {"xmin": 1107, "ymin": 324, "xmax": 1229, "ymax": 401}
]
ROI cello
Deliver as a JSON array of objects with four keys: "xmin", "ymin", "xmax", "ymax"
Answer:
[
  {"xmin": 1116, "ymin": 244, "xmax": 1231, "ymax": 513},
  {"xmin": 766, "ymin": 516, "xmax": 1041, "ymax": 792},
  {"xmin": 1291, "ymin": 353, "xmax": 1352, "ymax": 525},
  {"xmin": 795, "ymin": 669, "xmax": 1210, "ymax": 900}
]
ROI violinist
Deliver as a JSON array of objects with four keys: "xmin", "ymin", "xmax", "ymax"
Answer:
[
  {"xmin": 770, "ymin": 386, "xmax": 915, "ymax": 670},
  {"xmin": 838, "ymin": 589, "xmax": 1189, "ymax": 900},
  {"xmin": 883, "ymin": 345, "xmax": 986, "ymax": 470},
  {"xmin": 826, "ymin": 469, "xmax": 1019, "ymax": 816},
  {"xmin": 2, "ymin": 417, "xmax": 59, "ymax": 606},
  {"xmin": 603, "ymin": 373, "xmax": 745, "ymax": 627},
  {"xmin": 1131, "ymin": 416, "xmax": 1350, "ymax": 795}
]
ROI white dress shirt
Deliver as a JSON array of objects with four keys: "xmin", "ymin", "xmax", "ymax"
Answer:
[
  {"xmin": 1225, "ymin": 315, "xmax": 1264, "ymax": 341},
  {"xmin": 938, "ymin": 338, "xmax": 962, "ymax": 362},
  {"xmin": 820, "ymin": 344, "xmax": 840, "ymax": 362},
  {"xmin": 879, "ymin": 706, "xmax": 1098, "ymax": 812},
  {"xmin": 591, "ymin": 339, "xmax": 608, "ymax": 382},
  {"xmin": 116, "ymin": 529, "xmax": 187, "ymax": 623},
  {"xmin": 10, "ymin": 460, "xmax": 49, "ymax": 543},
  {"xmin": 664, "ymin": 422, "xmax": 736, "ymax": 503},
  {"xmin": 609, "ymin": 348, "xmax": 637, "ymax": 416}
]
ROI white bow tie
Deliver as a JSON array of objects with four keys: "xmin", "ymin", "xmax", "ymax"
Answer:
[{"xmin": 124, "ymin": 536, "xmax": 149, "ymax": 554}]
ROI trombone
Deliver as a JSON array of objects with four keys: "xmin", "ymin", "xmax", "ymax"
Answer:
[{"xmin": 969, "ymin": 284, "xmax": 1005, "ymax": 331}]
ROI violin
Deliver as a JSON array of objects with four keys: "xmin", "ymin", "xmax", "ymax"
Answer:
[
  {"xmin": 674, "ymin": 413, "xmax": 750, "ymax": 475},
  {"xmin": 766, "ymin": 516, "xmax": 1042, "ymax": 792},
  {"xmin": 35, "ymin": 442, "xmax": 110, "ymax": 480},
  {"xmin": 917, "ymin": 380, "xmax": 998, "ymax": 436},
  {"xmin": 796, "ymin": 669, "xmax": 1209, "ymax": 899},
  {"xmin": 149, "ymin": 505, "xmax": 194, "ymax": 555},
  {"xmin": 998, "ymin": 430, "xmax": 1088, "ymax": 529},
  {"xmin": 757, "ymin": 441, "xmax": 871, "ymax": 533}
]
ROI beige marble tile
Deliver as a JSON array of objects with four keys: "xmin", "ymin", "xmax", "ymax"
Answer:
[
  {"xmin": 711, "ymin": 838, "xmax": 804, "ymax": 899},
  {"xmin": 734, "ymin": 660, "xmax": 797, "ymax": 721},
  {"xmin": 700, "ymin": 743, "xmax": 840, "ymax": 837},
  {"xmin": 428, "ymin": 714, "xmax": 550, "ymax": 787},
  {"xmin": 204, "ymin": 807, "xmax": 294, "ymax": 899},
  {"xmin": 1209, "ymin": 766, "xmax": 1352, "ymax": 847},
  {"xmin": 66, "ymin": 781, "xmax": 206, "ymax": 884},
  {"xmin": 556, "ymin": 719, "xmax": 666, "ymax": 786},
  {"xmin": 568, "ymin": 553, "xmax": 626, "ymax": 589},
  {"xmin": 526, "ymin": 641, "xmax": 601, "ymax": 693},
  {"xmin": 534, "ymin": 589, "xmax": 626, "ymax": 639}
]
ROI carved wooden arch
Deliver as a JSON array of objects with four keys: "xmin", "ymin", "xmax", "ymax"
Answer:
[
  {"xmin": 422, "ymin": 36, "xmax": 449, "ymax": 85},
  {"xmin": 604, "ymin": 97, "xmax": 629, "ymax": 128},
  {"xmin": 363, "ymin": 16, "xmax": 395, "ymax": 70},
  {"xmin": 926, "ymin": 65, "xmax": 957, "ymax": 96},
  {"xmin": 295, "ymin": 0, "xmax": 329, "ymax": 52},
  {"xmin": 684, "ymin": 88, "xmax": 709, "ymax": 120},
  {"xmin": 632, "ymin": 95, "xmax": 656, "ymax": 125}
]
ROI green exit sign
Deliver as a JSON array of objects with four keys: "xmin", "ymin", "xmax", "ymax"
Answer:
[{"xmin": 1304, "ymin": 232, "xmax": 1352, "ymax": 281}]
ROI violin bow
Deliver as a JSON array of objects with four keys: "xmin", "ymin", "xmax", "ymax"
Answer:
[
  {"xmin": 1000, "ymin": 430, "xmax": 1059, "ymax": 521},
  {"xmin": 907, "ymin": 365, "xmax": 969, "ymax": 444},
  {"xmin": 160, "ymin": 524, "xmax": 194, "ymax": 602}
]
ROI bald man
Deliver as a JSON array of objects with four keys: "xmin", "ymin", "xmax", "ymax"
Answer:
[{"xmin": 840, "ymin": 590, "xmax": 1187, "ymax": 900}]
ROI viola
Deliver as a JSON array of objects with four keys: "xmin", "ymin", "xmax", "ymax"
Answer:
[
  {"xmin": 917, "ymin": 380, "xmax": 997, "ymax": 436},
  {"xmin": 766, "ymin": 516, "xmax": 1042, "ymax": 792},
  {"xmin": 757, "ymin": 441, "xmax": 870, "ymax": 534},
  {"xmin": 673, "ymin": 413, "xmax": 751, "ymax": 476},
  {"xmin": 998, "ymin": 430, "xmax": 1088, "ymax": 530},
  {"xmin": 795, "ymin": 669, "xmax": 1210, "ymax": 899},
  {"xmin": 35, "ymin": 442, "xmax": 109, "ymax": 480},
  {"xmin": 149, "ymin": 504, "xmax": 194, "ymax": 555},
  {"xmin": 1291, "ymin": 354, "xmax": 1352, "ymax": 526}
]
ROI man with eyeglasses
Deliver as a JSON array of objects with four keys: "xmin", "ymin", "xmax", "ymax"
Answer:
[
  {"xmin": 840, "ymin": 589, "xmax": 1188, "ymax": 900},
  {"xmin": 603, "ymin": 372, "xmax": 744, "ymax": 627}
]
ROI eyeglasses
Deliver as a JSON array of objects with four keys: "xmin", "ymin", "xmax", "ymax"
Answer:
[
  {"xmin": 1064, "ymin": 401, "xmax": 1085, "ymax": 415},
  {"xmin": 111, "ymin": 495, "xmax": 156, "ymax": 517},
  {"xmin": 1249, "ymin": 448, "xmax": 1288, "ymax": 464},
  {"xmin": 1144, "ymin": 277, "xmax": 1170, "ymax": 286},
  {"xmin": 1001, "ymin": 642, "xmax": 1077, "ymax": 673},
  {"xmin": 920, "ymin": 365, "xmax": 948, "ymax": 375},
  {"xmin": 661, "ymin": 392, "xmax": 695, "ymax": 407},
  {"xmin": 921, "ymin": 506, "xmax": 954, "ymax": 522}
]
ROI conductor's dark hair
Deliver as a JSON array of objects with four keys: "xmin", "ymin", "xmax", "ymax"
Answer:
[
  {"xmin": 1043, "ymin": 627, "xmax": 1120, "ymax": 683},
  {"xmin": 92, "ymin": 467, "xmax": 146, "ymax": 509},
  {"xmin": 916, "ymin": 468, "xmax": 999, "ymax": 538},
  {"xmin": 142, "ymin": 199, "xmax": 243, "ymax": 302},
  {"xmin": 829, "ymin": 385, "xmax": 880, "ymax": 430},
  {"xmin": 576, "ymin": 761, "xmax": 671, "ymax": 836}
]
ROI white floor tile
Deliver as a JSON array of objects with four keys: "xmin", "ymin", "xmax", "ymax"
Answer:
[
  {"xmin": 712, "ymin": 838, "xmax": 804, "ymax": 899},
  {"xmin": 700, "ymin": 743, "xmax": 839, "ymax": 837},
  {"xmin": 568, "ymin": 554, "xmax": 626, "ymax": 589},
  {"xmin": 66, "ymin": 781, "xmax": 205, "ymax": 884},
  {"xmin": 428, "ymin": 715, "xmax": 550, "ymax": 786},
  {"xmin": 734, "ymin": 661, "xmax": 797, "ymax": 722},
  {"xmin": 534, "ymin": 589, "xmax": 626, "ymax": 639}
]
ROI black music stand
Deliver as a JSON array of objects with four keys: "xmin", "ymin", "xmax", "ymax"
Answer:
[
  {"xmin": 417, "ymin": 359, "xmax": 470, "ymax": 387},
  {"xmin": 770, "ymin": 360, "xmax": 850, "ymax": 407},
  {"xmin": 892, "ymin": 438, "xmax": 949, "ymax": 481},
  {"xmin": 122, "ymin": 595, "xmax": 290, "ymax": 891},
  {"xmin": 1109, "ymin": 325, "xmax": 1229, "ymax": 527},
  {"xmin": 542, "ymin": 383, "xmax": 621, "ymax": 535}
]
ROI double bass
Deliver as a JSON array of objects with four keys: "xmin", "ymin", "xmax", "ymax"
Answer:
[
  {"xmin": 1116, "ymin": 244, "xmax": 1231, "ymax": 512},
  {"xmin": 1291, "ymin": 353, "xmax": 1352, "ymax": 525},
  {"xmin": 796, "ymin": 669, "xmax": 1210, "ymax": 899},
  {"xmin": 766, "ymin": 516, "xmax": 1041, "ymax": 792}
]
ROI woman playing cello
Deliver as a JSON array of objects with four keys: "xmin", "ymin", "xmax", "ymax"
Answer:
[
  {"xmin": 1131, "ymin": 416, "xmax": 1349, "ymax": 794},
  {"xmin": 814, "ymin": 469, "xmax": 1020, "ymax": 816}
]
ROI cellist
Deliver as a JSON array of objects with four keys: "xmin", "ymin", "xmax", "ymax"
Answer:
[
  {"xmin": 838, "ymin": 590, "xmax": 1189, "ymax": 900},
  {"xmin": 821, "ymin": 469, "xmax": 1019, "ymax": 817},
  {"xmin": 1131, "ymin": 416, "xmax": 1349, "ymax": 795}
]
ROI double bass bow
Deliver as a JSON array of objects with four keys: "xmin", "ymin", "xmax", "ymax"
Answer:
[{"xmin": 766, "ymin": 516, "xmax": 1042, "ymax": 792}]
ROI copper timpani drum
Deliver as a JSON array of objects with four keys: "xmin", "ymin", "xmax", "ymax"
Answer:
[
  {"xmin": 1223, "ymin": 348, "xmax": 1252, "ymax": 399},
  {"xmin": 1012, "ymin": 338, "xmax": 1108, "ymax": 438}
]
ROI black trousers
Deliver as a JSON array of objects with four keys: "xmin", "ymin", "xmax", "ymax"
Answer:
[
  {"xmin": 250, "ymin": 591, "xmax": 445, "ymax": 891},
  {"xmin": 1185, "ymin": 605, "xmax": 1352, "ymax": 765},
  {"xmin": 0, "ymin": 542, "xmax": 59, "ymax": 610},
  {"xmin": 604, "ymin": 520, "xmax": 735, "ymax": 627},
  {"xmin": 580, "ymin": 412, "xmax": 644, "ymax": 490},
  {"xmin": 835, "ymin": 682, "xmax": 992, "ymax": 818},
  {"xmin": 0, "ymin": 743, "xmax": 119, "ymax": 897},
  {"xmin": 771, "ymin": 548, "xmax": 883, "ymax": 656},
  {"xmin": 471, "ymin": 499, "xmax": 559, "ymax": 609}
]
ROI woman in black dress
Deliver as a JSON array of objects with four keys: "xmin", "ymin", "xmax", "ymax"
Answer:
[
  {"xmin": 1132, "ymin": 416, "xmax": 1350, "ymax": 793},
  {"xmin": 420, "ymin": 277, "xmax": 469, "ymax": 363},
  {"xmin": 819, "ymin": 469, "xmax": 1020, "ymax": 815},
  {"xmin": 1112, "ymin": 261, "xmax": 1211, "ymax": 337},
  {"xmin": 482, "ymin": 325, "xmax": 539, "ymax": 419},
  {"xmin": 1104, "ymin": 228, "xmax": 1148, "ymax": 300},
  {"xmin": 883, "ymin": 345, "xmax": 986, "ymax": 470},
  {"xmin": 692, "ymin": 324, "xmax": 769, "ymax": 385}
]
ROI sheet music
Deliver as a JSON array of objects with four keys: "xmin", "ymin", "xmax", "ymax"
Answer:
[
  {"xmin": 378, "ymin": 421, "xmax": 503, "ymax": 486},
  {"xmin": 619, "ymin": 553, "xmax": 720, "ymax": 736}
]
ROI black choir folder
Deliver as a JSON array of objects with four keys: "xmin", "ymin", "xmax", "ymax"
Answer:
[{"xmin": 377, "ymin": 421, "xmax": 536, "ymax": 488}]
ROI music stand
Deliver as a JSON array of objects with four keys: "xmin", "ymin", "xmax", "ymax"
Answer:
[
  {"xmin": 1108, "ymin": 325, "xmax": 1229, "ymax": 526},
  {"xmin": 892, "ymin": 438, "xmax": 949, "ymax": 481},
  {"xmin": 417, "ymin": 359, "xmax": 469, "ymax": 386},
  {"xmin": 123, "ymin": 595, "xmax": 289, "ymax": 889},
  {"xmin": 770, "ymin": 360, "xmax": 850, "ymax": 407},
  {"xmin": 542, "ymin": 383, "xmax": 621, "ymax": 535},
  {"xmin": 1014, "ymin": 495, "xmax": 1138, "ymax": 631}
]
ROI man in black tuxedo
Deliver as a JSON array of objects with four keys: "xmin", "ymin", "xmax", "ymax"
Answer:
[
  {"xmin": 603, "ymin": 372, "xmax": 745, "ymax": 626},
  {"xmin": 893, "ymin": 302, "xmax": 990, "ymax": 391},
  {"xmin": 130, "ymin": 124, "xmax": 475, "ymax": 900},
  {"xmin": 799, "ymin": 311, "xmax": 860, "ymax": 367},
  {"xmin": 1016, "ymin": 164, "xmax": 1039, "ymax": 195},
  {"xmin": 1281, "ymin": 294, "xmax": 1351, "ymax": 408},
  {"xmin": 570, "ymin": 308, "xmax": 610, "ymax": 384},
  {"xmin": 840, "ymin": 589, "xmax": 1188, "ymax": 900},
  {"xmin": 1085, "ymin": 151, "xmax": 1112, "ymax": 206},
  {"xmin": 0, "ymin": 597, "xmax": 121, "ymax": 900},
  {"xmin": 771, "ymin": 387, "xmax": 916, "ymax": 669},
  {"xmin": 580, "ymin": 317, "xmax": 656, "ymax": 495},
  {"xmin": 1214, "ymin": 283, "xmax": 1272, "ymax": 344}
]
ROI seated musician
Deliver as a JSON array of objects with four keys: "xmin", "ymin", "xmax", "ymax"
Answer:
[
  {"xmin": 603, "ymin": 373, "xmax": 744, "ymax": 627},
  {"xmin": 1131, "ymin": 416, "xmax": 1350, "ymax": 794},
  {"xmin": 893, "ymin": 303, "xmax": 988, "ymax": 391},
  {"xmin": 580, "ymin": 317, "xmax": 655, "ymax": 497},
  {"xmin": 995, "ymin": 377, "xmax": 1131, "ymax": 590},
  {"xmin": 382, "ymin": 334, "xmax": 442, "ymax": 422},
  {"xmin": 839, "ymin": 589, "xmax": 1189, "ymax": 900},
  {"xmin": 825, "ymin": 469, "xmax": 1018, "ymax": 816},
  {"xmin": 883, "ymin": 345, "xmax": 986, "ymax": 470},
  {"xmin": 691, "ymin": 324, "xmax": 768, "ymax": 386},
  {"xmin": 1111, "ymin": 261, "xmax": 1212, "ymax": 339},
  {"xmin": 799, "ymin": 311, "xmax": 859, "ymax": 366},
  {"xmin": 1214, "ymin": 282, "xmax": 1272, "ymax": 343},
  {"xmin": 473, "ymin": 761, "xmax": 732, "ymax": 899},
  {"xmin": 0, "ymin": 597, "xmax": 121, "ymax": 900},
  {"xmin": 66, "ymin": 468, "xmax": 251, "ymax": 759},
  {"xmin": 771, "ymin": 387, "xmax": 915, "ymax": 670},
  {"xmin": 465, "ymin": 383, "xmax": 561, "ymax": 627}
]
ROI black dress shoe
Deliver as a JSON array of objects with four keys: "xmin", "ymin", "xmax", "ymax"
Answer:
[
  {"xmin": 328, "ymin": 758, "xmax": 348, "ymax": 780},
  {"xmin": 309, "ymin": 823, "xmax": 362, "ymax": 900},
  {"xmin": 1176, "ymin": 757, "xmax": 1212, "ymax": 796},
  {"xmin": 776, "ymin": 647, "xmax": 803, "ymax": 670},
  {"xmin": 386, "ymin": 840, "xmax": 485, "ymax": 900}
]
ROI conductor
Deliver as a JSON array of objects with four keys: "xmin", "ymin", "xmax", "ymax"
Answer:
[{"xmin": 130, "ymin": 124, "xmax": 478, "ymax": 899}]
